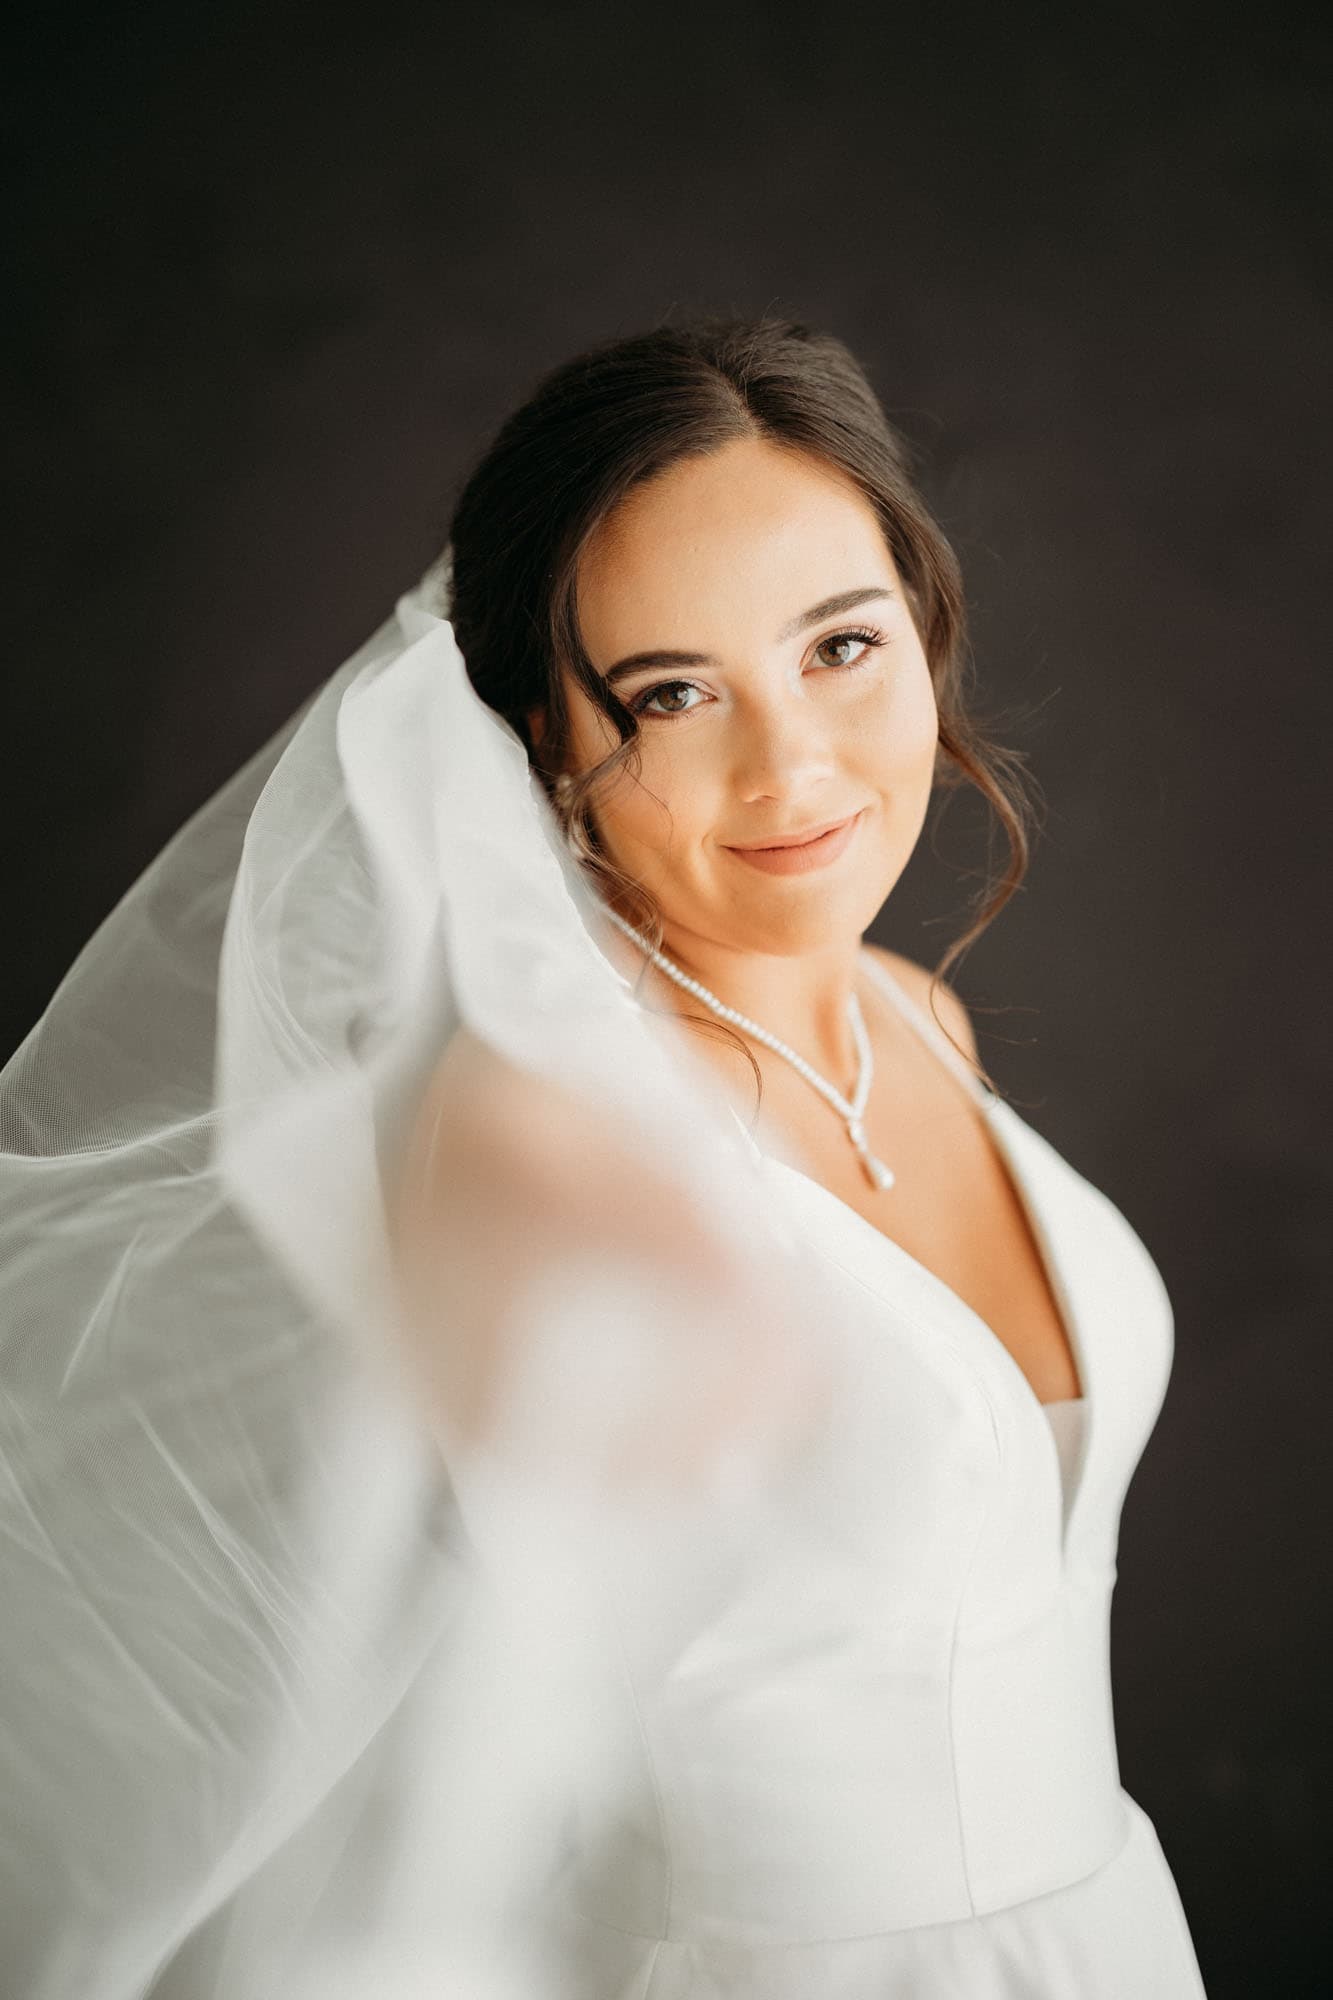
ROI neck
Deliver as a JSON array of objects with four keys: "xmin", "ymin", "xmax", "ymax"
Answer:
[{"xmin": 610, "ymin": 913, "xmax": 866, "ymax": 1086}]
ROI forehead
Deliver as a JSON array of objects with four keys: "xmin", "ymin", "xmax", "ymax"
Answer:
[{"xmin": 574, "ymin": 437, "xmax": 895, "ymax": 661}]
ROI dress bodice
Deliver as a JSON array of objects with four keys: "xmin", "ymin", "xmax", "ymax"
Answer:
[
  {"xmin": 551, "ymin": 950, "xmax": 1176, "ymax": 1949},
  {"xmin": 1044, "ymin": 1395, "xmax": 1089, "ymax": 1532}
]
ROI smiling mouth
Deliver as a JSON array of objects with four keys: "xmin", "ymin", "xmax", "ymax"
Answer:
[
  {"xmin": 723, "ymin": 809, "xmax": 866, "ymax": 875},
  {"xmin": 727, "ymin": 813, "xmax": 860, "ymax": 852}
]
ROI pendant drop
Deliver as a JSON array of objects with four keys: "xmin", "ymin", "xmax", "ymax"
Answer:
[{"xmin": 847, "ymin": 1119, "xmax": 895, "ymax": 1191}]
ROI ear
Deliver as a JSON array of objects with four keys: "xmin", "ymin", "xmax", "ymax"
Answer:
[{"xmin": 526, "ymin": 707, "xmax": 547, "ymax": 752}]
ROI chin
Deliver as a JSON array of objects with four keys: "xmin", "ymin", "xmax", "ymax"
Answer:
[{"xmin": 718, "ymin": 886, "xmax": 890, "ymax": 957}]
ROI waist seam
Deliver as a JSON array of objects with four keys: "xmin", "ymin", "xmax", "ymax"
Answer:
[{"xmin": 568, "ymin": 1792, "xmax": 1136, "ymax": 1949}]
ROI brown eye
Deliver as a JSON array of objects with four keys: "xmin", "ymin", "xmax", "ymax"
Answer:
[
  {"xmin": 813, "ymin": 626, "xmax": 886, "ymax": 671},
  {"xmin": 630, "ymin": 679, "xmax": 702, "ymax": 718}
]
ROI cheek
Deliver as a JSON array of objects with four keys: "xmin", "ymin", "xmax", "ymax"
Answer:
[
  {"xmin": 853, "ymin": 653, "xmax": 939, "ymax": 782},
  {"xmin": 567, "ymin": 693, "xmax": 620, "ymax": 771},
  {"xmin": 603, "ymin": 737, "xmax": 709, "ymax": 853},
  {"xmin": 564, "ymin": 695, "xmax": 704, "ymax": 859}
]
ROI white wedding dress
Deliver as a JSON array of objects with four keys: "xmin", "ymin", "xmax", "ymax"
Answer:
[
  {"xmin": 0, "ymin": 566, "xmax": 1207, "ymax": 1998},
  {"xmin": 525, "ymin": 950, "xmax": 1209, "ymax": 1998}
]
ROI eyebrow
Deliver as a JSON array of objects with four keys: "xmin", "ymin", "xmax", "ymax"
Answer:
[{"xmin": 599, "ymin": 586, "xmax": 897, "ymax": 688}]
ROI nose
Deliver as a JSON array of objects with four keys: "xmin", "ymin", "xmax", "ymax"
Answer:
[{"xmin": 731, "ymin": 683, "xmax": 839, "ymax": 806}]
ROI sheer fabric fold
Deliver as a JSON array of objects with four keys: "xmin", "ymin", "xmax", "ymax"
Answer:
[{"xmin": 0, "ymin": 554, "xmax": 848, "ymax": 1997}]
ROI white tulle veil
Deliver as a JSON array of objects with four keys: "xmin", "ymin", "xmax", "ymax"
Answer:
[{"xmin": 0, "ymin": 552, "xmax": 852, "ymax": 1997}]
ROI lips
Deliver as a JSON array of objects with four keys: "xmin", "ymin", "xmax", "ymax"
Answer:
[
  {"xmin": 727, "ymin": 813, "xmax": 860, "ymax": 852},
  {"xmin": 723, "ymin": 809, "xmax": 866, "ymax": 876}
]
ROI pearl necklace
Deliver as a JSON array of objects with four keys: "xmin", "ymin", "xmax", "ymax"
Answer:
[{"xmin": 601, "ymin": 907, "xmax": 895, "ymax": 1191}]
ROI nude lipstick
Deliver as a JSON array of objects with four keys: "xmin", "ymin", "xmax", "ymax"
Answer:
[{"xmin": 723, "ymin": 809, "xmax": 865, "ymax": 876}]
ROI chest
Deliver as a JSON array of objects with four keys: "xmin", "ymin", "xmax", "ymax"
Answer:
[{"xmin": 743, "ymin": 1055, "xmax": 1086, "ymax": 1408}]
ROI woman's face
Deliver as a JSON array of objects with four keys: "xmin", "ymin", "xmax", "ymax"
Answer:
[{"xmin": 558, "ymin": 435, "xmax": 940, "ymax": 961}]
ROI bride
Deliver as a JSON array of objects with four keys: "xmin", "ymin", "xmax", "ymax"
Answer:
[{"xmin": 0, "ymin": 313, "xmax": 1208, "ymax": 1997}]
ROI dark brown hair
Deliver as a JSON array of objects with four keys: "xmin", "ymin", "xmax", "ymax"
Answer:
[{"xmin": 441, "ymin": 312, "xmax": 1040, "ymax": 1089}]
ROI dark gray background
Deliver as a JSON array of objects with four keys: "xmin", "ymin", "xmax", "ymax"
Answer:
[{"xmin": 4, "ymin": 2, "xmax": 1328, "ymax": 1991}]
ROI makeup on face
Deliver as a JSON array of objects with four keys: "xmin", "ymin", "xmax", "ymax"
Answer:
[{"xmin": 722, "ymin": 809, "xmax": 866, "ymax": 877}]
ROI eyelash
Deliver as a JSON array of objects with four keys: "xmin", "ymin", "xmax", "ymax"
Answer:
[{"xmin": 626, "ymin": 625, "xmax": 890, "ymax": 720}]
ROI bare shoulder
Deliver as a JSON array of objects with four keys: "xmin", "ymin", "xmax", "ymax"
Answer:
[
  {"xmin": 860, "ymin": 942, "xmax": 980, "ymax": 1066},
  {"xmin": 390, "ymin": 1026, "xmax": 544, "ymax": 1233},
  {"xmin": 406, "ymin": 1023, "xmax": 517, "ymax": 1148}
]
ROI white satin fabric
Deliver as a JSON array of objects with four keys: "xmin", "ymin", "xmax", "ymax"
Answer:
[
  {"xmin": 0, "ymin": 558, "xmax": 1207, "ymax": 1996},
  {"xmin": 517, "ymin": 954, "xmax": 1209, "ymax": 1995},
  {"xmin": 1044, "ymin": 1397, "xmax": 1088, "ymax": 1540}
]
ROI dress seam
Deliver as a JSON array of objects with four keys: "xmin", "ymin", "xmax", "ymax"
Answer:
[
  {"xmin": 784, "ymin": 1237, "xmax": 1001, "ymax": 1920},
  {"xmin": 604, "ymin": 1578, "xmax": 675, "ymax": 1942},
  {"xmin": 945, "ymin": 1446, "xmax": 995, "ymax": 1918},
  {"xmin": 638, "ymin": 1937, "xmax": 664, "ymax": 1997}
]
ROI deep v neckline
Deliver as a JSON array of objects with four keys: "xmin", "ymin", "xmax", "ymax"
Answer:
[
  {"xmin": 746, "ymin": 950, "xmax": 1092, "ymax": 1422},
  {"xmin": 604, "ymin": 930, "xmax": 1094, "ymax": 1536}
]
